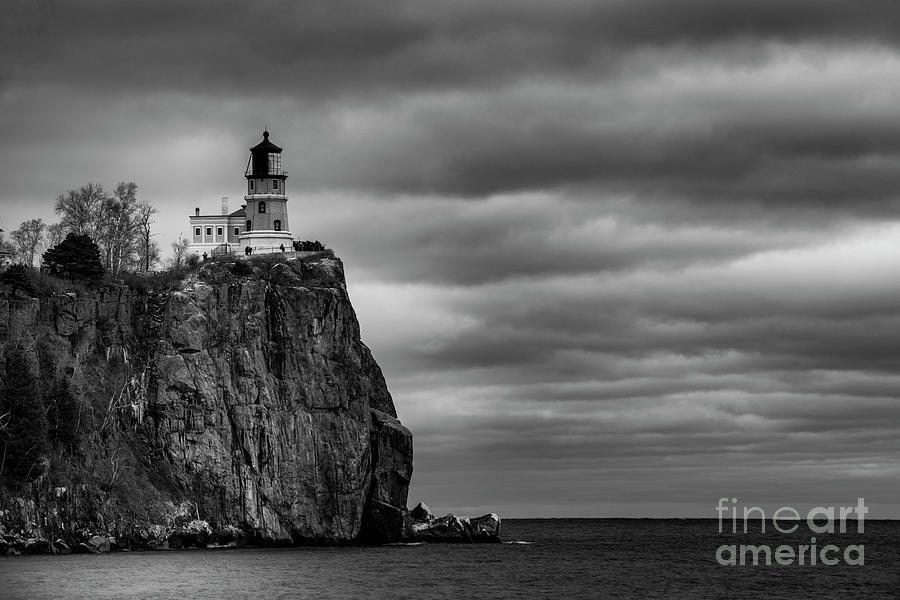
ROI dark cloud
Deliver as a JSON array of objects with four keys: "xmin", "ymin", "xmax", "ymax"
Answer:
[
  {"xmin": 8, "ymin": 0, "xmax": 900, "ymax": 94},
  {"xmin": 6, "ymin": 1, "xmax": 900, "ymax": 213}
]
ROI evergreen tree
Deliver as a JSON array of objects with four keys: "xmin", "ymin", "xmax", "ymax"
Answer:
[
  {"xmin": 0, "ymin": 351, "xmax": 47, "ymax": 484},
  {"xmin": 42, "ymin": 233, "xmax": 105, "ymax": 282}
]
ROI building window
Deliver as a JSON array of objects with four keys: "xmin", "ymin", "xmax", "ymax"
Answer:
[
  {"xmin": 234, "ymin": 227, "xmax": 240, "ymax": 236},
  {"xmin": 206, "ymin": 227, "xmax": 212, "ymax": 237},
  {"xmin": 217, "ymin": 227, "xmax": 223, "ymax": 237},
  {"xmin": 273, "ymin": 179, "xmax": 278, "ymax": 190},
  {"xmin": 258, "ymin": 201, "xmax": 266, "ymax": 213},
  {"xmin": 194, "ymin": 227, "xmax": 201, "ymax": 236},
  {"xmin": 274, "ymin": 220, "xmax": 281, "ymax": 231},
  {"xmin": 250, "ymin": 180, "xmax": 254, "ymax": 191},
  {"xmin": 246, "ymin": 220, "xmax": 252, "ymax": 231}
]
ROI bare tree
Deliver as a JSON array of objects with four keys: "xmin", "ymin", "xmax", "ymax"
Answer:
[
  {"xmin": 55, "ymin": 183, "xmax": 107, "ymax": 241},
  {"xmin": 135, "ymin": 200, "xmax": 159, "ymax": 272},
  {"xmin": 54, "ymin": 181, "xmax": 155, "ymax": 275},
  {"xmin": 102, "ymin": 182, "xmax": 139, "ymax": 276},
  {"xmin": 0, "ymin": 220, "xmax": 13, "ymax": 257},
  {"xmin": 170, "ymin": 235, "xmax": 191, "ymax": 268},
  {"xmin": 10, "ymin": 218, "xmax": 46, "ymax": 266},
  {"xmin": 140, "ymin": 239, "xmax": 161, "ymax": 272},
  {"xmin": 46, "ymin": 222, "xmax": 65, "ymax": 248}
]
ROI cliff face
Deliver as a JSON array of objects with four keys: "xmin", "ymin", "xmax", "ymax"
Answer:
[{"xmin": 0, "ymin": 254, "xmax": 412, "ymax": 546}]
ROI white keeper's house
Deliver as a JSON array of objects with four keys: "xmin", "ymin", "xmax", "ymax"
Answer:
[{"xmin": 189, "ymin": 130, "xmax": 294, "ymax": 257}]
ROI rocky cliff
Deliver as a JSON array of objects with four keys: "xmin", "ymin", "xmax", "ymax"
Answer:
[{"xmin": 0, "ymin": 253, "xmax": 412, "ymax": 547}]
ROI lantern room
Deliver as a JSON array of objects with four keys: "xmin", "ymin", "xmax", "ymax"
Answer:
[{"xmin": 245, "ymin": 130, "xmax": 287, "ymax": 195}]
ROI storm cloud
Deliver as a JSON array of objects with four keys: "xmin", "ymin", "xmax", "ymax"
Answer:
[{"xmin": 2, "ymin": 0, "xmax": 899, "ymax": 517}]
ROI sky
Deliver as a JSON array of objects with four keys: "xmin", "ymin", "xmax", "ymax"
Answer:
[{"xmin": 2, "ymin": 0, "xmax": 900, "ymax": 518}]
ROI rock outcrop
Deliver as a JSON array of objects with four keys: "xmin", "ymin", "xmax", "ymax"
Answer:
[
  {"xmin": 0, "ymin": 253, "xmax": 413, "ymax": 548},
  {"xmin": 407, "ymin": 506, "xmax": 502, "ymax": 543}
]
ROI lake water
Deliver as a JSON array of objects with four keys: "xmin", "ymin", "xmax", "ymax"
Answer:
[{"xmin": 1, "ymin": 519, "xmax": 898, "ymax": 599}]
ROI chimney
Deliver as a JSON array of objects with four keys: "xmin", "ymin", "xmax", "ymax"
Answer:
[
  {"xmin": 195, "ymin": 207, "xmax": 200, "ymax": 216},
  {"xmin": 221, "ymin": 196, "xmax": 229, "ymax": 215}
]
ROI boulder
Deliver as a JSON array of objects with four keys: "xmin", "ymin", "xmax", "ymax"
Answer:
[
  {"xmin": 87, "ymin": 535, "xmax": 110, "ymax": 553},
  {"xmin": 169, "ymin": 519, "xmax": 212, "ymax": 548},
  {"xmin": 147, "ymin": 539, "xmax": 169, "ymax": 551},
  {"xmin": 409, "ymin": 502, "xmax": 434, "ymax": 523},
  {"xmin": 7, "ymin": 536, "xmax": 26, "ymax": 554},
  {"xmin": 408, "ymin": 511, "xmax": 502, "ymax": 544},
  {"xmin": 24, "ymin": 538, "xmax": 52, "ymax": 555},
  {"xmin": 469, "ymin": 514, "xmax": 502, "ymax": 543},
  {"xmin": 411, "ymin": 514, "xmax": 473, "ymax": 543},
  {"xmin": 212, "ymin": 525, "xmax": 247, "ymax": 546},
  {"xmin": 74, "ymin": 543, "xmax": 99, "ymax": 554}
]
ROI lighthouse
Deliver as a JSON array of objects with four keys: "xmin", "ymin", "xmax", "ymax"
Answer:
[
  {"xmin": 239, "ymin": 130, "xmax": 294, "ymax": 252},
  {"xmin": 188, "ymin": 130, "xmax": 295, "ymax": 256}
]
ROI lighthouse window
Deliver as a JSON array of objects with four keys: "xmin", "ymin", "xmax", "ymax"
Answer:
[
  {"xmin": 268, "ymin": 153, "xmax": 281, "ymax": 173},
  {"xmin": 274, "ymin": 220, "xmax": 281, "ymax": 231},
  {"xmin": 246, "ymin": 220, "xmax": 252, "ymax": 231},
  {"xmin": 258, "ymin": 201, "xmax": 266, "ymax": 213},
  {"xmin": 273, "ymin": 179, "xmax": 278, "ymax": 190},
  {"xmin": 250, "ymin": 181, "xmax": 254, "ymax": 191}
]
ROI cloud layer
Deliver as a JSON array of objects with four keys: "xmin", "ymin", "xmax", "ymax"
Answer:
[{"xmin": 2, "ymin": 0, "xmax": 900, "ymax": 516}]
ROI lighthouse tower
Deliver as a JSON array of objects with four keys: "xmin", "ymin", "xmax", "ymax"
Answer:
[{"xmin": 239, "ymin": 130, "xmax": 294, "ymax": 252}]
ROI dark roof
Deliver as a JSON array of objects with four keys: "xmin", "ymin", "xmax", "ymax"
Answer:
[
  {"xmin": 250, "ymin": 130, "xmax": 282, "ymax": 153},
  {"xmin": 189, "ymin": 207, "xmax": 246, "ymax": 219}
]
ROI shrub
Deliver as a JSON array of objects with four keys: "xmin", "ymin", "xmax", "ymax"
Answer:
[
  {"xmin": 24, "ymin": 268, "xmax": 83, "ymax": 296},
  {"xmin": 117, "ymin": 271, "xmax": 149, "ymax": 293},
  {"xmin": 0, "ymin": 265, "xmax": 37, "ymax": 296},
  {"xmin": 230, "ymin": 261, "xmax": 253, "ymax": 276}
]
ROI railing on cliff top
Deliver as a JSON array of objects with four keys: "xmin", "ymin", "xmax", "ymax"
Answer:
[{"xmin": 209, "ymin": 247, "xmax": 334, "ymax": 261}]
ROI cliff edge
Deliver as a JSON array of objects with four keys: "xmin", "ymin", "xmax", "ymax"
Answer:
[{"xmin": 0, "ymin": 253, "xmax": 412, "ymax": 547}]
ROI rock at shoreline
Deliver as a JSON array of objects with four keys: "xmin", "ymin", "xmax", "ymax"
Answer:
[
  {"xmin": 411, "ymin": 515, "xmax": 473, "ymax": 543},
  {"xmin": 24, "ymin": 538, "xmax": 52, "ymax": 555},
  {"xmin": 469, "ymin": 514, "xmax": 502, "ymax": 542},
  {"xmin": 147, "ymin": 540, "xmax": 169, "ymax": 551},
  {"xmin": 87, "ymin": 536, "xmax": 111, "ymax": 553},
  {"xmin": 168, "ymin": 519, "xmax": 213, "ymax": 549},
  {"xmin": 212, "ymin": 525, "xmax": 246, "ymax": 547},
  {"xmin": 409, "ymin": 502, "xmax": 434, "ymax": 522},
  {"xmin": 74, "ymin": 543, "xmax": 99, "ymax": 554},
  {"xmin": 407, "ymin": 508, "xmax": 502, "ymax": 544}
]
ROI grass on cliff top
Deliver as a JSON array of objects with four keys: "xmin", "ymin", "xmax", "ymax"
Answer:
[
  {"xmin": 0, "ymin": 250, "xmax": 336, "ymax": 298},
  {"xmin": 0, "ymin": 266, "xmax": 89, "ymax": 298}
]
